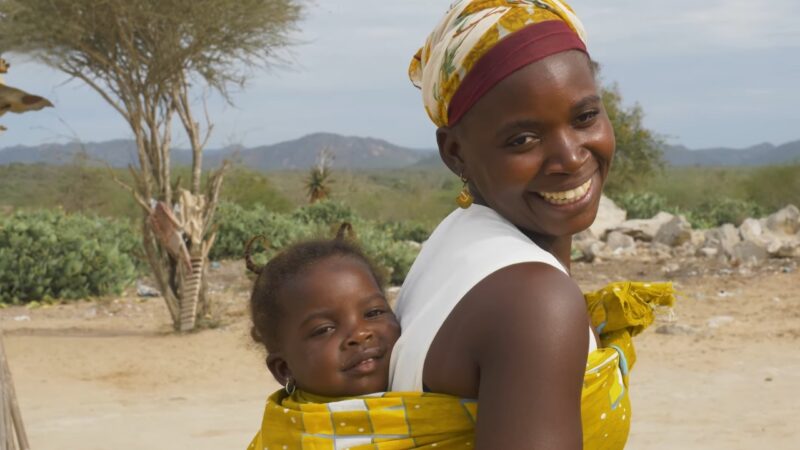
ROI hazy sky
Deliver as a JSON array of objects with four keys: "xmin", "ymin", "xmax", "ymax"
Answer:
[{"xmin": 1, "ymin": 0, "xmax": 798, "ymax": 150}]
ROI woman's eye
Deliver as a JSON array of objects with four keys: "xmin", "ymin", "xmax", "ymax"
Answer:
[
  {"xmin": 576, "ymin": 110, "xmax": 599, "ymax": 125},
  {"xmin": 365, "ymin": 308, "xmax": 386, "ymax": 318},
  {"xmin": 507, "ymin": 134, "xmax": 538, "ymax": 147}
]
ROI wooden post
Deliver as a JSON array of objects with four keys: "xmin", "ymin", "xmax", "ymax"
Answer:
[
  {"xmin": 0, "ymin": 359, "xmax": 7, "ymax": 450},
  {"xmin": 0, "ymin": 330, "xmax": 29, "ymax": 450}
]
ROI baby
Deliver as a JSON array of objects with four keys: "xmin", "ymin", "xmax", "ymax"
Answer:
[{"xmin": 245, "ymin": 225, "xmax": 401, "ymax": 398}]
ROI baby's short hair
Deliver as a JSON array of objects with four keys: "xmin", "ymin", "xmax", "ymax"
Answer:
[{"xmin": 246, "ymin": 223, "xmax": 385, "ymax": 352}]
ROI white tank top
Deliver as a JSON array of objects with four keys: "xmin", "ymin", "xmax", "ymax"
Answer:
[{"xmin": 389, "ymin": 204, "xmax": 597, "ymax": 391}]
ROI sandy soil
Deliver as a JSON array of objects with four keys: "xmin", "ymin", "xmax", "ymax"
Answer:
[{"xmin": 2, "ymin": 256, "xmax": 798, "ymax": 450}]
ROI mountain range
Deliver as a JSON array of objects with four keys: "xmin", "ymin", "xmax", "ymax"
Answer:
[{"xmin": 1, "ymin": 133, "xmax": 798, "ymax": 170}]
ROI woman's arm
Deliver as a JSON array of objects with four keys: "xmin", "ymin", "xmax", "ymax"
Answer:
[{"xmin": 467, "ymin": 263, "xmax": 589, "ymax": 449}]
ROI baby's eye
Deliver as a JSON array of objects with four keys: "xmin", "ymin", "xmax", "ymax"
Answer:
[{"xmin": 311, "ymin": 325, "xmax": 335, "ymax": 337}]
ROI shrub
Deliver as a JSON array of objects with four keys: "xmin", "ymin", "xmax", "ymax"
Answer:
[
  {"xmin": 354, "ymin": 222, "xmax": 420, "ymax": 285},
  {"xmin": 290, "ymin": 200, "xmax": 356, "ymax": 225},
  {"xmin": 0, "ymin": 210, "xmax": 141, "ymax": 303},
  {"xmin": 611, "ymin": 191, "xmax": 670, "ymax": 219},
  {"xmin": 209, "ymin": 201, "xmax": 420, "ymax": 284},
  {"xmin": 209, "ymin": 202, "xmax": 321, "ymax": 261},
  {"xmin": 380, "ymin": 220, "xmax": 431, "ymax": 243},
  {"xmin": 683, "ymin": 197, "xmax": 765, "ymax": 229}
]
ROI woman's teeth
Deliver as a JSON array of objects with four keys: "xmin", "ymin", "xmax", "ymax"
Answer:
[{"xmin": 538, "ymin": 178, "xmax": 592, "ymax": 205}]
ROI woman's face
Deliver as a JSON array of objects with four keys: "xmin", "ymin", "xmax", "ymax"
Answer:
[{"xmin": 440, "ymin": 50, "xmax": 615, "ymax": 239}]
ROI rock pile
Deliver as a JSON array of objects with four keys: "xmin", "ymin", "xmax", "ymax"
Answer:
[{"xmin": 574, "ymin": 197, "xmax": 800, "ymax": 266}]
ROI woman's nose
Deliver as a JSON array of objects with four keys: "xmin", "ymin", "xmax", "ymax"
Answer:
[{"xmin": 543, "ymin": 130, "xmax": 589, "ymax": 175}]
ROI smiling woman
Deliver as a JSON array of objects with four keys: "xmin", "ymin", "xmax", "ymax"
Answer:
[{"xmin": 390, "ymin": 0, "xmax": 633, "ymax": 449}]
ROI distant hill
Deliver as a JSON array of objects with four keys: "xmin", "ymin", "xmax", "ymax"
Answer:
[
  {"xmin": 663, "ymin": 140, "xmax": 800, "ymax": 166},
  {"xmin": 0, "ymin": 132, "xmax": 436, "ymax": 171},
  {"xmin": 3, "ymin": 134, "xmax": 799, "ymax": 169},
  {"xmin": 228, "ymin": 133, "xmax": 430, "ymax": 170}
]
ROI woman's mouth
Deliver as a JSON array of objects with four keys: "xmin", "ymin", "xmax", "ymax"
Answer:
[{"xmin": 537, "ymin": 177, "xmax": 593, "ymax": 206}]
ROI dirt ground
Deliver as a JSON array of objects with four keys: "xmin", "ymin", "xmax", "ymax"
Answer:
[{"xmin": 2, "ymin": 256, "xmax": 798, "ymax": 450}]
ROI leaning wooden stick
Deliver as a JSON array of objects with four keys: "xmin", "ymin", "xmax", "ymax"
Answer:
[{"xmin": 0, "ymin": 329, "xmax": 29, "ymax": 450}]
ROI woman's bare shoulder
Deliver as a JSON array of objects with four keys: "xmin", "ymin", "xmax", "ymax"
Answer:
[
  {"xmin": 424, "ymin": 262, "xmax": 589, "ymax": 397},
  {"xmin": 464, "ymin": 261, "xmax": 587, "ymax": 342},
  {"xmin": 469, "ymin": 262, "xmax": 589, "ymax": 448}
]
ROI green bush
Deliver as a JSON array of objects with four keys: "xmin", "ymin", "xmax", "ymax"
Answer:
[
  {"xmin": 0, "ymin": 210, "xmax": 141, "ymax": 303},
  {"xmin": 611, "ymin": 191, "xmax": 670, "ymax": 219},
  {"xmin": 379, "ymin": 220, "xmax": 431, "ymax": 243},
  {"xmin": 352, "ymin": 221, "xmax": 420, "ymax": 285},
  {"xmin": 209, "ymin": 202, "xmax": 321, "ymax": 261},
  {"xmin": 209, "ymin": 201, "xmax": 420, "ymax": 284},
  {"xmin": 683, "ymin": 197, "xmax": 765, "ymax": 229},
  {"xmin": 290, "ymin": 200, "xmax": 356, "ymax": 226}
]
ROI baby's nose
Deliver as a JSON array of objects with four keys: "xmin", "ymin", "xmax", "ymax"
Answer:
[{"xmin": 346, "ymin": 328, "xmax": 374, "ymax": 346}]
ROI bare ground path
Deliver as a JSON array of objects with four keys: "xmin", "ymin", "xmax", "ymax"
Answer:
[{"xmin": 2, "ymin": 258, "xmax": 798, "ymax": 449}]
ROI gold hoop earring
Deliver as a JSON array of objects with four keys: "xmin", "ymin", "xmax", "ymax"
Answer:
[
  {"xmin": 456, "ymin": 173, "xmax": 473, "ymax": 209},
  {"xmin": 284, "ymin": 377, "xmax": 296, "ymax": 395}
]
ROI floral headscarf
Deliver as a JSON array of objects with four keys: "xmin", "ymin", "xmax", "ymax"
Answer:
[{"xmin": 410, "ymin": 0, "xmax": 588, "ymax": 127}]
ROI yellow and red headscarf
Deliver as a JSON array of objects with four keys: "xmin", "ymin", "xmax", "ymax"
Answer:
[{"xmin": 410, "ymin": 0, "xmax": 588, "ymax": 127}]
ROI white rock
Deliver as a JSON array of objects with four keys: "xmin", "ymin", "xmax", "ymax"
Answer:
[
  {"xmin": 589, "ymin": 195, "xmax": 627, "ymax": 239},
  {"xmin": 654, "ymin": 214, "xmax": 692, "ymax": 247},
  {"xmin": 765, "ymin": 205, "xmax": 800, "ymax": 235},
  {"xmin": 606, "ymin": 231, "xmax": 636, "ymax": 252},
  {"xmin": 739, "ymin": 218, "xmax": 764, "ymax": 243},
  {"xmin": 613, "ymin": 212, "xmax": 675, "ymax": 242},
  {"xmin": 731, "ymin": 240, "xmax": 769, "ymax": 266}
]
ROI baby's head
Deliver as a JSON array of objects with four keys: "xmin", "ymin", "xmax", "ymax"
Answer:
[{"xmin": 246, "ymin": 227, "xmax": 400, "ymax": 398}]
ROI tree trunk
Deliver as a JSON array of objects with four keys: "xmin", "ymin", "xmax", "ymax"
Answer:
[{"xmin": 179, "ymin": 251, "xmax": 204, "ymax": 332}]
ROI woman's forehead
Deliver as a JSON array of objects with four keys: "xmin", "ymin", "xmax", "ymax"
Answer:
[{"xmin": 457, "ymin": 51, "xmax": 597, "ymax": 130}]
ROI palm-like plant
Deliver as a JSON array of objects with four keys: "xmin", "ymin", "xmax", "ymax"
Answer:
[{"xmin": 306, "ymin": 147, "xmax": 334, "ymax": 204}]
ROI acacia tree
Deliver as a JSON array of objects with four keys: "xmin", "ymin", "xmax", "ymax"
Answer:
[
  {"xmin": 0, "ymin": 0, "xmax": 303, "ymax": 331},
  {"xmin": 601, "ymin": 84, "xmax": 665, "ymax": 194}
]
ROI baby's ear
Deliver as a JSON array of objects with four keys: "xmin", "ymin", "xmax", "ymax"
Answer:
[{"xmin": 266, "ymin": 353, "xmax": 292, "ymax": 385}]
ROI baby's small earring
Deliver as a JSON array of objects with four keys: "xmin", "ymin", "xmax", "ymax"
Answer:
[
  {"xmin": 284, "ymin": 377, "xmax": 296, "ymax": 395},
  {"xmin": 456, "ymin": 173, "xmax": 473, "ymax": 209}
]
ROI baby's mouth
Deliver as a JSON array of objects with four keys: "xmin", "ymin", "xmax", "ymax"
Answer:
[
  {"xmin": 343, "ymin": 347, "xmax": 385, "ymax": 373},
  {"xmin": 536, "ymin": 177, "xmax": 593, "ymax": 206}
]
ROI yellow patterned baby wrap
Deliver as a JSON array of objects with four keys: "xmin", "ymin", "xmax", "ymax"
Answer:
[
  {"xmin": 410, "ymin": 0, "xmax": 587, "ymax": 127},
  {"xmin": 248, "ymin": 281, "xmax": 675, "ymax": 450}
]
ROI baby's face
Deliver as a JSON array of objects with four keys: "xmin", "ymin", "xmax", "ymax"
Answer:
[{"xmin": 269, "ymin": 255, "xmax": 400, "ymax": 397}]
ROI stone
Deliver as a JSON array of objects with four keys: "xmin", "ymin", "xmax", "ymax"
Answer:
[
  {"xmin": 605, "ymin": 231, "xmax": 636, "ymax": 253},
  {"xmin": 765, "ymin": 204, "xmax": 800, "ymax": 235},
  {"xmin": 703, "ymin": 224, "xmax": 741, "ymax": 258},
  {"xmin": 661, "ymin": 262, "xmax": 681, "ymax": 274},
  {"xmin": 578, "ymin": 240, "xmax": 607, "ymax": 263},
  {"xmin": 650, "ymin": 242, "xmax": 673, "ymax": 259},
  {"xmin": 690, "ymin": 230, "xmax": 706, "ymax": 248},
  {"xmin": 731, "ymin": 240, "xmax": 769, "ymax": 266},
  {"xmin": 136, "ymin": 281, "xmax": 160, "ymax": 298},
  {"xmin": 612, "ymin": 211, "xmax": 675, "ymax": 242},
  {"xmin": 739, "ymin": 218, "xmax": 764, "ymax": 243},
  {"xmin": 698, "ymin": 247, "xmax": 719, "ymax": 258},
  {"xmin": 654, "ymin": 214, "xmax": 693, "ymax": 247},
  {"xmin": 739, "ymin": 216, "xmax": 799, "ymax": 258},
  {"xmin": 588, "ymin": 195, "xmax": 627, "ymax": 239}
]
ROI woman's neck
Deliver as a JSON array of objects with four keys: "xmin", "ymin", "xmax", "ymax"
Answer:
[{"xmin": 521, "ymin": 229, "xmax": 572, "ymax": 273}]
